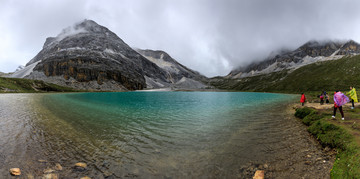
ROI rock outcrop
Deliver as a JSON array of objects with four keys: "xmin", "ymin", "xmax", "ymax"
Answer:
[{"xmin": 228, "ymin": 40, "xmax": 360, "ymax": 78}]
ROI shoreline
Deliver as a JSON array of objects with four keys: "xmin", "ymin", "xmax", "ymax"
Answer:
[
  {"xmin": 242, "ymin": 102, "xmax": 335, "ymax": 178},
  {"xmin": 293, "ymin": 101, "xmax": 360, "ymax": 178}
]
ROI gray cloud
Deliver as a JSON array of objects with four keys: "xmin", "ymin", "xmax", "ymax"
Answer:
[{"xmin": 1, "ymin": 0, "xmax": 360, "ymax": 77}]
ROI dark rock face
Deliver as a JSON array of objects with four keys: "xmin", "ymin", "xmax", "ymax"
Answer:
[
  {"xmin": 337, "ymin": 40, "xmax": 360, "ymax": 55},
  {"xmin": 26, "ymin": 20, "xmax": 170, "ymax": 90},
  {"xmin": 34, "ymin": 55, "xmax": 144, "ymax": 90},
  {"xmin": 229, "ymin": 40, "xmax": 360, "ymax": 78}
]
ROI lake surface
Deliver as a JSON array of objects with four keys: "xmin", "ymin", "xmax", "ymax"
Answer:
[{"xmin": 0, "ymin": 92, "xmax": 296, "ymax": 178}]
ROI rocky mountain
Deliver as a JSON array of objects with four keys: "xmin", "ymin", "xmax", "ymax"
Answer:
[
  {"xmin": 211, "ymin": 54, "xmax": 360, "ymax": 93},
  {"xmin": 10, "ymin": 20, "xmax": 208, "ymax": 91},
  {"xmin": 228, "ymin": 40, "xmax": 360, "ymax": 78},
  {"xmin": 136, "ymin": 49, "xmax": 208, "ymax": 89}
]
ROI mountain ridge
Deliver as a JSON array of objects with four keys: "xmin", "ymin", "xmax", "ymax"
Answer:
[
  {"xmin": 228, "ymin": 39, "xmax": 360, "ymax": 78},
  {"xmin": 211, "ymin": 54, "xmax": 360, "ymax": 93},
  {"xmin": 11, "ymin": 20, "xmax": 208, "ymax": 91}
]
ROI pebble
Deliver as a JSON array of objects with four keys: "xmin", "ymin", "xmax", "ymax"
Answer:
[
  {"xmin": 43, "ymin": 168, "xmax": 55, "ymax": 174},
  {"xmin": 9, "ymin": 168, "xmax": 21, "ymax": 176},
  {"xmin": 81, "ymin": 177, "xmax": 91, "ymax": 179},
  {"xmin": 42, "ymin": 173, "xmax": 58, "ymax": 179},
  {"xmin": 253, "ymin": 170, "xmax": 264, "ymax": 179},
  {"xmin": 263, "ymin": 164, "xmax": 269, "ymax": 169},
  {"xmin": 55, "ymin": 163, "xmax": 63, "ymax": 171},
  {"xmin": 103, "ymin": 170, "xmax": 113, "ymax": 177},
  {"xmin": 38, "ymin": 159, "xmax": 47, "ymax": 163},
  {"xmin": 75, "ymin": 162, "xmax": 87, "ymax": 168},
  {"xmin": 27, "ymin": 173, "xmax": 35, "ymax": 179}
]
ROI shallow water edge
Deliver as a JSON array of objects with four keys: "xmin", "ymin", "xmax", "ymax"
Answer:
[{"xmin": 0, "ymin": 92, "xmax": 334, "ymax": 178}]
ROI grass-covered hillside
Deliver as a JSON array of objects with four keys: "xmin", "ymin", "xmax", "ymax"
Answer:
[
  {"xmin": 211, "ymin": 55, "xmax": 360, "ymax": 93},
  {"xmin": 0, "ymin": 77, "xmax": 75, "ymax": 93}
]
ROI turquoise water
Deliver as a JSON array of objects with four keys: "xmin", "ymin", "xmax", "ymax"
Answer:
[{"xmin": 0, "ymin": 92, "xmax": 296, "ymax": 178}]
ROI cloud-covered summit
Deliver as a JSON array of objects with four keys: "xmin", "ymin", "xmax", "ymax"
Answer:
[{"xmin": 1, "ymin": 0, "xmax": 360, "ymax": 77}]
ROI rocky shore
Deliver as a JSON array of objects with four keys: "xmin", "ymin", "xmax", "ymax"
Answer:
[
  {"xmin": 240, "ymin": 104, "xmax": 335, "ymax": 178},
  {"xmin": 8, "ymin": 161, "xmax": 91, "ymax": 179}
]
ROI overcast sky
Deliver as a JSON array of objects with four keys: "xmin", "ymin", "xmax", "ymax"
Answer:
[{"xmin": 1, "ymin": 0, "xmax": 360, "ymax": 77}]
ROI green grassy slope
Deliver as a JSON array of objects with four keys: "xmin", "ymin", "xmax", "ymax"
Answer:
[
  {"xmin": 0, "ymin": 77, "xmax": 76, "ymax": 93},
  {"xmin": 211, "ymin": 55, "xmax": 360, "ymax": 93}
]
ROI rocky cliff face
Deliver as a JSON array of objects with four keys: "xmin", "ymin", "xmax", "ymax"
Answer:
[
  {"xmin": 228, "ymin": 40, "xmax": 360, "ymax": 78},
  {"xmin": 18, "ymin": 20, "xmax": 179, "ymax": 90}
]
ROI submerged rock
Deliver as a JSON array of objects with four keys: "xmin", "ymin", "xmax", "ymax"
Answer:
[
  {"xmin": 75, "ymin": 162, "xmax": 87, "ymax": 170},
  {"xmin": 27, "ymin": 173, "xmax": 35, "ymax": 179},
  {"xmin": 9, "ymin": 168, "xmax": 21, "ymax": 176},
  {"xmin": 253, "ymin": 170, "xmax": 264, "ymax": 179},
  {"xmin": 55, "ymin": 163, "xmax": 63, "ymax": 171},
  {"xmin": 75, "ymin": 162, "xmax": 87, "ymax": 168},
  {"xmin": 42, "ymin": 173, "xmax": 58, "ymax": 179},
  {"xmin": 43, "ymin": 168, "xmax": 55, "ymax": 174}
]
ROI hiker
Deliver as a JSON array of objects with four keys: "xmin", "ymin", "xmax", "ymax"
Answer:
[
  {"xmin": 332, "ymin": 91, "xmax": 350, "ymax": 120},
  {"xmin": 320, "ymin": 93, "xmax": 324, "ymax": 105},
  {"xmin": 323, "ymin": 91, "xmax": 329, "ymax": 104},
  {"xmin": 300, "ymin": 93, "xmax": 306, "ymax": 106},
  {"xmin": 347, "ymin": 86, "xmax": 358, "ymax": 109},
  {"xmin": 325, "ymin": 93, "xmax": 330, "ymax": 104}
]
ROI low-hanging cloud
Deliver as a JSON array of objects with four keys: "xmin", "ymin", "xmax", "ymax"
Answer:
[
  {"xmin": 1, "ymin": 0, "xmax": 360, "ymax": 77},
  {"xmin": 56, "ymin": 25, "xmax": 88, "ymax": 42}
]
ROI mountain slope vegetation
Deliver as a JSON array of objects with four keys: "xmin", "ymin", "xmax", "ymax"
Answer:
[
  {"xmin": 211, "ymin": 55, "xmax": 360, "ymax": 93},
  {"xmin": 0, "ymin": 77, "xmax": 75, "ymax": 93}
]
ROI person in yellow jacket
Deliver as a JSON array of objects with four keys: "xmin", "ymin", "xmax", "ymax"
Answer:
[{"xmin": 347, "ymin": 86, "xmax": 358, "ymax": 109}]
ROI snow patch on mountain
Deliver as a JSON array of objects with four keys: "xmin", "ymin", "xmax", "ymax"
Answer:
[{"xmin": 8, "ymin": 61, "xmax": 41, "ymax": 78}]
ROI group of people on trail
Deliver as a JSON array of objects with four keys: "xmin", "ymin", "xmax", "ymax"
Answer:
[
  {"xmin": 319, "ymin": 91, "xmax": 329, "ymax": 105},
  {"xmin": 300, "ymin": 86, "xmax": 358, "ymax": 121}
]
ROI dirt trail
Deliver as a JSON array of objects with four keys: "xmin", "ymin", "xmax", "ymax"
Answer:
[{"xmin": 296, "ymin": 102, "xmax": 358, "ymax": 110}]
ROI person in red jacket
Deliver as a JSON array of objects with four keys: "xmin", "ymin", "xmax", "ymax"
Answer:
[{"xmin": 300, "ymin": 93, "xmax": 306, "ymax": 106}]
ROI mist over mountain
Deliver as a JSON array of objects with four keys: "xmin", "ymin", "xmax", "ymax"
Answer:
[
  {"xmin": 10, "ymin": 20, "xmax": 208, "ymax": 91},
  {"xmin": 228, "ymin": 40, "xmax": 360, "ymax": 78},
  {"xmin": 7, "ymin": 19, "xmax": 360, "ymax": 92}
]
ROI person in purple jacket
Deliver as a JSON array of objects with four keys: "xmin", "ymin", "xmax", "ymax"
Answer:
[{"xmin": 332, "ymin": 91, "xmax": 350, "ymax": 120}]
